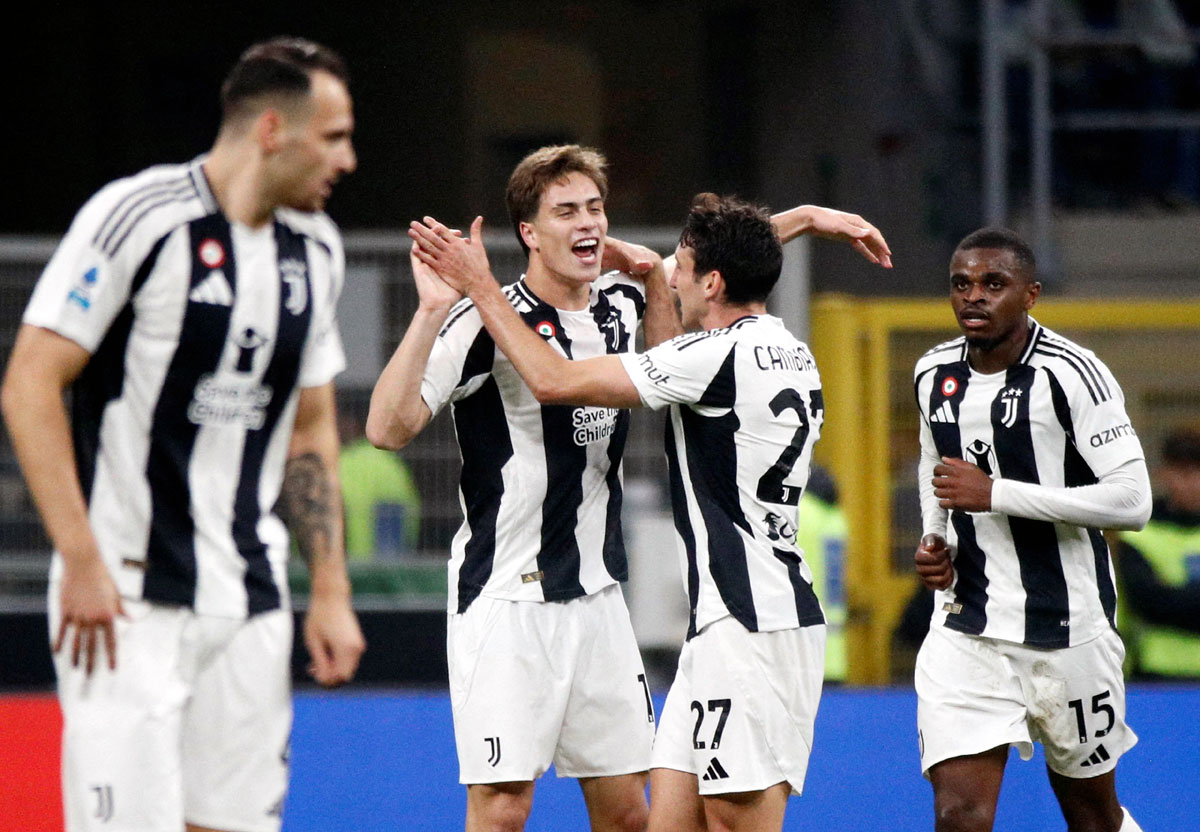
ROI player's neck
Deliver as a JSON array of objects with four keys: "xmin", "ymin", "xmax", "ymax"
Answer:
[
  {"xmin": 523, "ymin": 257, "xmax": 591, "ymax": 311},
  {"xmin": 702, "ymin": 301, "xmax": 766, "ymax": 332},
  {"xmin": 966, "ymin": 317, "xmax": 1031, "ymax": 375},
  {"xmin": 203, "ymin": 142, "xmax": 277, "ymax": 229}
]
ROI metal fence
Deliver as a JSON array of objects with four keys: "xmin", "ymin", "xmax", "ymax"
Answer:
[{"xmin": 0, "ymin": 228, "xmax": 686, "ymax": 604}]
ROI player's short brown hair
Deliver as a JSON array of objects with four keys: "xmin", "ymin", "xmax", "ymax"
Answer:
[
  {"xmin": 505, "ymin": 145, "xmax": 609, "ymax": 254},
  {"xmin": 220, "ymin": 36, "xmax": 348, "ymax": 126}
]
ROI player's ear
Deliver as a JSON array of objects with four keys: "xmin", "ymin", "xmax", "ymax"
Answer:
[
  {"xmin": 1025, "ymin": 280, "xmax": 1041, "ymax": 309},
  {"xmin": 255, "ymin": 109, "xmax": 285, "ymax": 153},
  {"xmin": 703, "ymin": 270, "xmax": 723, "ymax": 302},
  {"xmin": 519, "ymin": 221, "xmax": 537, "ymax": 252}
]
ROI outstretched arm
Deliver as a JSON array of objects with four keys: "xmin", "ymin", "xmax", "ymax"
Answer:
[
  {"xmin": 366, "ymin": 249, "xmax": 462, "ymax": 450},
  {"xmin": 410, "ymin": 216, "xmax": 642, "ymax": 408},
  {"xmin": 770, "ymin": 204, "xmax": 893, "ymax": 268},
  {"xmin": 278, "ymin": 382, "xmax": 365, "ymax": 687},
  {"xmin": 603, "ymin": 236, "xmax": 681, "ymax": 348}
]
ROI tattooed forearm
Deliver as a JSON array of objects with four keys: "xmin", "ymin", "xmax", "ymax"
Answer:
[{"xmin": 276, "ymin": 452, "xmax": 335, "ymax": 568}]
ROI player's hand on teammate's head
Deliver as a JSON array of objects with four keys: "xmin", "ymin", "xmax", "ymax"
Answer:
[
  {"xmin": 804, "ymin": 206, "xmax": 893, "ymax": 269},
  {"xmin": 602, "ymin": 236, "xmax": 661, "ymax": 278},
  {"xmin": 914, "ymin": 533, "xmax": 954, "ymax": 590}
]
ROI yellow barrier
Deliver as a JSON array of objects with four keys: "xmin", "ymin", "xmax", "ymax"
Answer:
[{"xmin": 810, "ymin": 294, "xmax": 1200, "ymax": 684}]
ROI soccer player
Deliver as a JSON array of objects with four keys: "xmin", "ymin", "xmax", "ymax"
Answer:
[
  {"xmin": 407, "ymin": 192, "xmax": 891, "ymax": 832},
  {"xmin": 911, "ymin": 228, "xmax": 1151, "ymax": 832},
  {"xmin": 1, "ymin": 38, "xmax": 365, "ymax": 832}
]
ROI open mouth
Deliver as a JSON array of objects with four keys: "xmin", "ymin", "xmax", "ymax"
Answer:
[
  {"xmin": 572, "ymin": 238, "xmax": 600, "ymax": 264},
  {"xmin": 959, "ymin": 310, "xmax": 989, "ymax": 329}
]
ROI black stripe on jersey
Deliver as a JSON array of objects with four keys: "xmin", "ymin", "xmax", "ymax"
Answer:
[
  {"xmin": 188, "ymin": 164, "xmax": 219, "ymax": 213},
  {"xmin": 772, "ymin": 548, "xmax": 826, "ymax": 628},
  {"xmin": 993, "ymin": 364, "xmax": 1070, "ymax": 647},
  {"xmin": 232, "ymin": 223, "xmax": 314, "ymax": 615},
  {"xmin": 681, "ymin": 349, "xmax": 759, "ymax": 631},
  {"xmin": 453, "ymin": 331, "xmax": 510, "ymax": 613},
  {"xmin": 928, "ymin": 364, "xmax": 989, "ymax": 635},
  {"xmin": 100, "ymin": 179, "xmax": 198, "ymax": 257},
  {"xmin": 520, "ymin": 302, "xmax": 588, "ymax": 600},
  {"xmin": 666, "ymin": 418, "xmax": 702, "ymax": 639},
  {"xmin": 1047, "ymin": 370, "xmax": 1118, "ymax": 627},
  {"xmin": 143, "ymin": 216, "xmax": 237, "ymax": 607},
  {"xmin": 598, "ymin": 282, "xmax": 646, "ymax": 322},
  {"xmin": 591, "ymin": 289, "xmax": 633, "ymax": 583},
  {"xmin": 93, "ymin": 176, "xmax": 191, "ymax": 250},
  {"xmin": 72, "ymin": 234, "xmax": 170, "ymax": 503}
]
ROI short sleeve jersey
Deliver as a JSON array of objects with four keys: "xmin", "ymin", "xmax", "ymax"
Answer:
[
  {"xmin": 914, "ymin": 319, "xmax": 1144, "ymax": 647},
  {"xmin": 619, "ymin": 315, "xmax": 827, "ymax": 638},
  {"xmin": 23, "ymin": 158, "xmax": 346, "ymax": 618},
  {"xmin": 421, "ymin": 273, "xmax": 646, "ymax": 613}
]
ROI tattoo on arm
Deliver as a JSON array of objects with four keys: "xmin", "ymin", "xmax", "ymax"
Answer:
[{"xmin": 275, "ymin": 452, "xmax": 334, "ymax": 569}]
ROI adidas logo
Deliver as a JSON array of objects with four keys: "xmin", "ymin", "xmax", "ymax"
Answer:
[
  {"xmin": 1080, "ymin": 744, "xmax": 1111, "ymax": 768},
  {"xmin": 929, "ymin": 400, "xmax": 957, "ymax": 424},
  {"xmin": 190, "ymin": 270, "xmax": 233, "ymax": 306},
  {"xmin": 701, "ymin": 757, "xmax": 729, "ymax": 781}
]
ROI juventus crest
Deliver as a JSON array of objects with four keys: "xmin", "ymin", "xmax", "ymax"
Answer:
[{"xmin": 998, "ymin": 386, "xmax": 1023, "ymax": 429}]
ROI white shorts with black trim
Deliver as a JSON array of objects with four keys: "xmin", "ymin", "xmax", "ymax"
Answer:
[
  {"xmin": 447, "ymin": 583, "xmax": 655, "ymax": 784},
  {"xmin": 51, "ymin": 591, "xmax": 292, "ymax": 832},
  {"xmin": 916, "ymin": 625, "xmax": 1137, "ymax": 778},
  {"xmin": 652, "ymin": 616, "xmax": 826, "ymax": 796}
]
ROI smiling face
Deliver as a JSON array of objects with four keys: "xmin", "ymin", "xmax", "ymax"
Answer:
[
  {"xmin": 949, "ymin": 246, "xmax": 1040, "ymax": 364},
  {"xmin": 269, "ymin": 70, "xmax": 357, "ymax": 213},
  {"xmin": 521, "ymin": 171, "xmax": 608, "ymax": 290}
]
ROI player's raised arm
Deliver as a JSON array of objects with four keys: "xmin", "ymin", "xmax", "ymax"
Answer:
[
  {"xmin": 410, "ymin": 216, "xmax": 641, "ymax": 409},
  {"xmin": 366, "ymin": 247, "xmax": 462, "ymax": 450},
  {"xmin": 769, "ymin": 203, "xmax": 893, "ymax": 268}
]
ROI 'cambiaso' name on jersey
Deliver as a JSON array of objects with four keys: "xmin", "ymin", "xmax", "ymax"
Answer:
[
  {"xmin": 422, "ymin": 274, "xmax": 645, "ymax": 613},
  {"xmin": 620, "ymin": 315, "xmax": 827, "ymax": 638},
  {"xmin": 23, "ymin": 159, "xmax": 345, "ymax": 619},
  {"xmin": 914, "ymin": 320, "xmax": 1143, "ymax": 648}
]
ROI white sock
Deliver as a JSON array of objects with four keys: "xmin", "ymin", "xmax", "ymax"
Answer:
[{"xmin": 1118, "ymin": 807, "xmax": 1143, "ymax": 832}]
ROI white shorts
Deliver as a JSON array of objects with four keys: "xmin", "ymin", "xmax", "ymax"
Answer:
[
  {"xmin": 652, "ymin": 616, "xmax": 825, "ymax": 796},
  {"xmin": 916, "ymin": 625, "xmax": 1137, "ymax": 778},
  {"xmin": 50, "ymin": 591, "xmax": 293, "ymax": 832},
  {"xmin": 447, "ymin": 583, "xmax": 655, "ymax": 784}
]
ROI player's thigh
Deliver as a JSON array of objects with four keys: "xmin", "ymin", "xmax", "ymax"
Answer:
[
  {"xmin": 1047, "ymin": 767, "xmax": 1124, "ymax": 832},
  {"xmin": 447, "ymin": 596, "xmax": 570, "ymax": 784},
  {"xmin": 182, "ymin": 609, "xmax": 293, "ymax": 832},
  {"xmin": 662, "ymin": 617, "xmax": 823, "ymax": 798},
  {"xmin": 916, "ymin": 627, "xmax": 1033, "ymax": 775},
  {"xmin": 556, "ymin": 585, "xmax": 655, "ymax": 779},
  {"xmin": 927, "ymin": 746, "xmax": 1008, "ymax": 831},
  {"xmin": 1017, "ymin": 629, "xmax": 1137, "ymax": 778},
  {"xmin": 52, "ymin": 595, "xmax": 192, "ymax": 832},
  {"xmin": 648, "ymin": 768, "xmax": 705, "ymax": 832},
  {"xmin": 466, "ymin": 781, "xmax": 536, "ymax": 832},
  {"xmin": 702, "ymin": 781, "xmax": 791, "ymax": 832}
]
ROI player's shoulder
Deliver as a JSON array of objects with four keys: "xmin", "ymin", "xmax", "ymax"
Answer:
[
  {"xmin": 79, "ymin": 161, "xmax": 213, "ymax": 255},
  {"xmin": 437, "ymin": 295, "xmax": 484, "ymax": 340},
  {"xmin": 275, "ymin": 208, "xmax": 342, "ymax": 254},
  {"xmin": 914, "ymin": 336, "xmax": 966, "ymax": 377},
  {"xmin": 1027, "ymin": 321, "xmax": 1119, "ymax": 400}
]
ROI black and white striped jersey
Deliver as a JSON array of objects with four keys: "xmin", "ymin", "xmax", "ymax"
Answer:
[
  {"xmin": 421, "ymin": 273, "xmax": 645, "ymax": 613},
  {"xmin": 619, "ymin": 315, "xmax": 826, "ymax": 639},
  {"xmin": 914, "ymin": 319, "xmax": 1144, "ymax": 648},
  {"xmin": 24, "ymin": 158, "xmax": 346, "ymax": 618}
]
